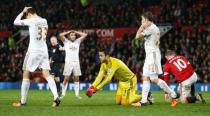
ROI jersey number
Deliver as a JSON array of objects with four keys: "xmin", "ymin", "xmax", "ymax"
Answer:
[
  {"xmin": 173, "ymin": 59, "xmax": 187, "ymax": 71},
  {"xmin": 37, "ymin": 26, "xmax": 47, "ymax": 40}
]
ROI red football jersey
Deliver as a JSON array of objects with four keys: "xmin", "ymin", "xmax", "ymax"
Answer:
[{"xmin": 163, "ymin": 55, "xmax": 194, "ymax": 83}]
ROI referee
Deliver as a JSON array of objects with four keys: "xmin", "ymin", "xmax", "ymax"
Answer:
[{"xmin": 49, "ymin": 36, "xmax": 64, "ymax": 96}]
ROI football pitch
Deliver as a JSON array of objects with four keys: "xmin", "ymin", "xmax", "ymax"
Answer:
[{"xmin": 0, "ymin": 90, "xmax": 209, "ymax": 116}]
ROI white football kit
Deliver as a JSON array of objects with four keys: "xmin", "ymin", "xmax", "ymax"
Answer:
[
  {"xmin": 14, "ymin": 12, "xmax": 50, "ymax": 72},
  {"xmin": 141, "ymin": 23, "xmax": 162, "ymax": 79},
  {"xmin": 63, "ymin": 38, "xmax": 82, "ymax": 76}
]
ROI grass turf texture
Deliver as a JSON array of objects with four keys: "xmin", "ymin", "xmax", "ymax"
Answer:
[{"xmin": 0, "ymin": 90, "xmax": 209, "ymax": 116}]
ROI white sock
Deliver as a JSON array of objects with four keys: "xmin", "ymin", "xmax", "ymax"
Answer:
[
  {"xmin": 21, "ymin": 78, "xmax": 30, "ymax": 104},
  {"xmin": 157, "ymin": 79, "xmax": 176, "ymax": 98},
  {"xmin": 140, "ymin": 81, "xmax": 150, "ymax": 103},
  {"xmin": 74, "ymin": 82, "xmax": 80, "ymax": 97},
  {"xmin": 62, "ymin": 82, "xmax": 68, "ymax": 96},
  {"xmin": 46, "ymin": 76, "xmax": 58, "ymax": 100}
]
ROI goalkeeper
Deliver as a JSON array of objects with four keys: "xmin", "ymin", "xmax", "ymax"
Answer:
[{"xmin": 86, "ymin": 47, "xmax": 142, "ymax": 105}]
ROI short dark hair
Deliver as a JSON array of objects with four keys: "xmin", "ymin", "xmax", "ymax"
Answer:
[
  {"xmin": 26, "ymin": 8, "xmax": 36, "ymax": 15},
  {"xmin": 98, "ymin": 46, "xmax": 110, "ymax": 55},
  {"xmin": 165, "ymin": 50, "xmax": 176, "ymax": 57},
  {"xmin": 141, "ymin": 12, "xmax": 154, "ymax": 22}
]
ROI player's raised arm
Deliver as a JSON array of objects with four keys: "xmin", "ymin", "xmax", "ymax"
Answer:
[
  {"xmin": 135, "ymin": 25, "xmax": 145, "ymax": 40},
  {"xmin": 74, "ymin": 31, "xmax": 87, "ymax": 42},
  {"xmin": 59, "ymin": 31, "xmax": 72, "ymax": 41},
  {"xmin": 14, "ymin": 7, "xmax": 32, "ymax": 26}
]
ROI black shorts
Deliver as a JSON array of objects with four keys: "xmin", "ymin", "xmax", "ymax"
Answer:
[{"xmin": 50, "ymin": 63, "xmax": 62, "ymax": 77}]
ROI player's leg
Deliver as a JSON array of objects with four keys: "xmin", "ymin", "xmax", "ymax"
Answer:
[
  {"xmin": 73, "ymin": 76, "xmax": 82, "ymax": 99},
  {"xmin": 55, "ymin": 76, "xmax": 61, "ymax": 96},
  {"xmin": 61, "ymin": 75, "xmax": 70, "ymax": 98},
  {"xmin": 120, "ymin": 85, "xmax": 129, "ymax": 105},
  {"xmin": 129, "ymin": 77, "xmax": 142, "ymax": 104},
  {"xmin": 42, "ymin": 69, "xmax": 60, "ymax": 107},
  {"xmin": 54, "ymin": 64, "xmax": 62, "ymax": 96},
  {"xmin": 152, "ymin": 78, "xmax": 177, "ymax": 99},
  {"xmin": 72, "ymin": 62, "xmax": 82, "ymax": 99},
  {"xmin": 138, "ymin": 53, "xmax": 155, "ymax": 105},
  {"xmin": 12, "ymin": 71, "xmax": 30, "ymax": 107},
  {"xmin": 115, "ymin": 82, "xmax": 123, "ymax": 105},
  {"xmin": 50, "ymin": 64, "xmax": 61, "ymax": 96},
  {"xmin": 180, "ymin": 73, "xmax": 205, "ymax": 104},
  {"xmin": 190, "ymin": 84, "xmax": 195, "ymax": 96},
  {"xmin": 13, "ymin": 52, "xmax": 38, "ymax": 107},
  {"xmin": 151, "ymin": 77, "xmax": 178, "ymax": 107},
  {"xmin": 153, "ymin": 51, "xmax": 177, "ymax": 106},
  {"xmin": 141, "ymin": 76, "xmax": 150, "ymax": 105},
  {"xmin": 21, "ymin": 71, "xmax": 30, "ymax": 105},
  {"xmin": 61, "ymin": 62, "xmax": 72, "ymax": 98},
  {"xmin": 41, "ymin": 54, "xmax": 60, "ymax": 107}
]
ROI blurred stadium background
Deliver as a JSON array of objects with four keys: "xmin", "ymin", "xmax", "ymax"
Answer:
[
  {"xmin": 0, "ymin": 0, "xmax": 210, "ymax": 92},
  {"xmin": 0, "ymin": 0, "xmax": 210, "ymax": 116}
]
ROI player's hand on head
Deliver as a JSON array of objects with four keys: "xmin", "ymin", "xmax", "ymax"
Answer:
[{"xmin": 23, "ymin": 7, "xmax": 32, "ymax": 13}]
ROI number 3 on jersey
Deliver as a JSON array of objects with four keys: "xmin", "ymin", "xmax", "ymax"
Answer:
[
  {"xmin": 37, "ymin": 26, "xmax": 47, "ymax": 40},
  {"xmin": 173, "ymin": 59, "xmax": 188, "ymax": 71}
]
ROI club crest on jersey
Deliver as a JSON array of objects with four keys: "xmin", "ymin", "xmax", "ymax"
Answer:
[
  {"xmin": 107, "ymin": 69, "xmax": 112, "ymax": 74},
  {"xmin": 69, "ymin": 46, "xmax": 77, "ymax": 50}
]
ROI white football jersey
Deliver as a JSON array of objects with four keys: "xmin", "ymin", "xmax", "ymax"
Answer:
[
  {"xmin": 63, "ymin": 38, "xmax": 81, "ymax": 62},
  {"xmin": 14, "ymin": 13, "xmax": 48, "ymax": 53},
  {"xmin": 141, "ymin": 23, "xmax": 160, "ymax": 54}
]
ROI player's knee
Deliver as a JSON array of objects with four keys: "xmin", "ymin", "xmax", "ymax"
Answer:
[
  {"xmin": 74, "ymin": 76, "xmax": 80, "ymax": 82},
  {"xmin": 42, "ymin": 70, "xmax": 50, "ymax": 78},
  {"xmin": 23, "ymin": 70, "xmax": 30, "ymax": 78},
  {"xmin": 115, "ymin": 95, "xmax": 122, "ymax": 105},
  {"xmin": 55, "ymin": 77, "xmax": 60, "ymax": 82},
  {"xmin": 151, "ymin": 78, "xmax": 159, "ymax": 84},
  {"xmin": 142, "ymin": 76, "xmax": 150, "ymax": 81},
  {"xmin": 63, "ymin": 76, "xmax": 70, "ymax": 82}
]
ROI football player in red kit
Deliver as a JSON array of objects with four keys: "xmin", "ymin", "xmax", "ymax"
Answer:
[{"xmin": 162, "ymin": 50, "xmax": 206, "ymax": 104}]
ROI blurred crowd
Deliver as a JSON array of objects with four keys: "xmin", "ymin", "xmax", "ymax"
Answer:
[{"xmin": 0, "ymin": 0, "xmax": 210, "ymax": 83}]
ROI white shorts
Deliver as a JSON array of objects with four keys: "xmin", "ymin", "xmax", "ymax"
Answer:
[
  {"xmin": 180, "ymin": 72, "xmax": 197, "ymax": 101},
  {"xmin": 143, "ymin": 51, "xmax": 163, "ymax": 79},
  {"xmin": 22, "ymin": 51, "xmax": 50, "ymax": 72},
  {"xmin": 63, "ymin": 61, "xmax": 81, "ymax": 76}
]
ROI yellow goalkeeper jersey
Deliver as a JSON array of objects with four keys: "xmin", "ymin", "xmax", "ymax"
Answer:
[{"xmin": 92, "ymin": 57, "xmax": 135, "ymax": 90}]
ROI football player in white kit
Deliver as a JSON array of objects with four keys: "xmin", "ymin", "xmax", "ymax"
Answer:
[
  {"xmin": 59, "ymin": 30, "xmax": 87, "ymax": 99},
  {"xmin": 132, "ymin": 12, "xmax": 178, "ymax": 107},
  {"xmin": 12, "ymin": 7, "xmax": 60, "ymax": 107}
]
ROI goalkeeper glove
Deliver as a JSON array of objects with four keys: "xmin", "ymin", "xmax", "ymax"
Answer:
[{"xmin": 86, "ymin": 86, "xmax": 98, "ymax": 98}]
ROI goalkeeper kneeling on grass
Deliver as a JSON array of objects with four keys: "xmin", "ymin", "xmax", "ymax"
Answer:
[{"xmin": 86, "ymin": 47, "xmax": 142, "ymax": 105}]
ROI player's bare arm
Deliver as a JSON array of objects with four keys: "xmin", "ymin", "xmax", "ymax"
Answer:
[
  {"xmin": 74, "ymin": 31, "xmax": 88, "ymax": 42},
  {"xmin": 14, "ymin": 7, "xmax": 32, "ymax": 26}
]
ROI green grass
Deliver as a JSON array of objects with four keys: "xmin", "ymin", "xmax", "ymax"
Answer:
[{"xmin": 0, "ymin": 90, "xmax": 209, "ymax": 116}]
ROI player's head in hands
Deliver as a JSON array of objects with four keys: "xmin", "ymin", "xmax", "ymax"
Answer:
[
  {"xmin": 141, "ymin": 12, "xmax": 154, "ymax": 28},
  {"xmin": 98, "ymin": 47, "xmax": 110, "ymax": 63},
  {"xmin": 50, "ymin": 36, "xmax": 58, "ymax": 46},
  {"xmin": 165, "ymin": 50, "xmax": 176, "ymax": 60},
  {"xmin": 67, "ymin": 31, "xmax": 76, "ymax": 41},
  {"xmin": 24, "ymin": 7, "xmax": 37, "ymax": 19}
]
